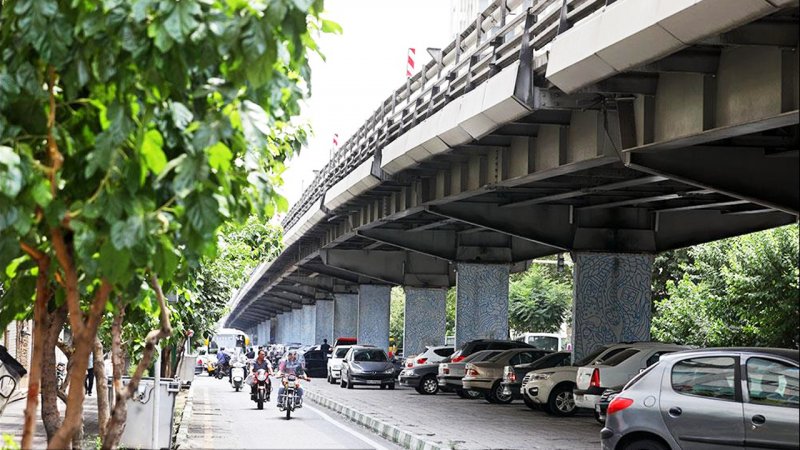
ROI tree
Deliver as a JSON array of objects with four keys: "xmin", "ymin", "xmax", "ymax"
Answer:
[
  {"xmin": 0, "ymin": 1, "xmax": 331, "ymax": 447},
  {"xmin": 508, "ymin": 265, "xmax": 571, "ymax": 334},
  {"xmin": 652, "ymin": 225, "xmax": 799, "ymax": 348}
]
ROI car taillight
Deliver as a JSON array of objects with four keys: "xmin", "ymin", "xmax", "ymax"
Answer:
[
  {"xmin": 607, "ymin": 397, "xmax": 634, "ymax": 415},
  {"xmin": 590, "ymin": 368, "xmax": 601, "ymax": 388},
  {"xmin": 197, "ymin": 359, "xmax": 202, "ymax": 365},
  {"xmin": 452, "ymin": 355, "xmax": 465, "ymax": 363},
  {"xmin": 503, "ymin": 366, "xmax": 515, "ymax": 383},
  {"xmin": 406, "ymin": 362, "xmax": 413, "ymax": 368},
  {"xmin": 416, "ymin": 357, "xmax": 428, "ymax": 365}
]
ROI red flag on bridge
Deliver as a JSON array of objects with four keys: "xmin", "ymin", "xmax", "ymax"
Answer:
[{"xmin": 406, "ymin": 48, "xmax": 416, "ymax": 78}]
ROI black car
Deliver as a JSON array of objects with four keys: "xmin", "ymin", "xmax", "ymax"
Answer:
[
  {"xmin": 300, "ymin": 348, "xmax": 328, "ymax": 378},
  {"xmin": 399, "ymin": 363, "xmax": 442, "ymax": 395},
  {"xmin": 500, "ymin": 351, "xmax": 572, "ymax": 404},
  {"xmin": 451, "ymin": 339, "xmax": 537, "ymax": 363}
]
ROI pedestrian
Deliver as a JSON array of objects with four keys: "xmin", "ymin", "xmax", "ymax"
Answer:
[
  {"xmin": 246, "ymin": 347, "xmax": 255, "ymax": 359},
  {"xmin": 85, "ymin": 351, "xmax": 94, "ymax": 396},
  {"xmin": 320, "ymin": 339, "xmax": 331, "ymax": 355}
]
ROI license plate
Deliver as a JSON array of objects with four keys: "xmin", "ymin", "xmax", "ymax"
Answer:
[{"xmin": 365, "ymin": 380, "xmax": 381, "ymax": 384}]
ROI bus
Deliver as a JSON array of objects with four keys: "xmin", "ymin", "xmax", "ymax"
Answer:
[{"xmin": 205, "ymin": 328, "xmax": 250, "ymax": 354}]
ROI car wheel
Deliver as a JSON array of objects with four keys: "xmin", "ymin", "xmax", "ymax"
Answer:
[
  {"xmin": 455, "ymin": 389, "xmax": 468, "ymax": 398},
  {"xmin": 327, "ymin": 371, "xmax": 333, "ymax": 384},
  {"xmin": 347, "ymin": 376, "xmax": 354, "ymax": 389},
  {"xmin": 523, "ymin": 396, "xmax": 539, "ymax": 411},
  {"xmin": 380, "ymin": 384, "xmax": 386, "ymax": 390},
  {"xmin": 340, "ymin": 377, "xmax": 346, "ymax": 388},
  {"xmin": 492, "ymin": 381, "xmax": 513, "ymax": 404},
  {"xmin": 621, "ymin": 439, "xmax": 668, "ymax": 450},
  {"xmin": 388, "ymin": 383, "xmax": 395, "ymax": 390},
  {"xmin": 418, "ymin": 375, "xmax": 439, "ymax": 395},
  {"xmin": 547, "ymin": 385, "xmax": 577, "ymax": 416}
]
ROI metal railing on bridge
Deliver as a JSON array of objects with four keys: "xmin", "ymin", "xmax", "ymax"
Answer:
[{"xmin": 282, "ymin": 0, "xmax": 609, "ymax": 231}]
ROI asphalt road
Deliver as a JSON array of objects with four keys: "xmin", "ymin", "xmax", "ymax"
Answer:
[{"xmin": 184, "ymin": 375, "xmax": 402, "ymax": 450}]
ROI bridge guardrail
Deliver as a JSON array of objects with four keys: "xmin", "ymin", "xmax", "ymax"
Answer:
[{"xmin": 281, "ymin": 0, "xmax": 608, "ymax": 232}]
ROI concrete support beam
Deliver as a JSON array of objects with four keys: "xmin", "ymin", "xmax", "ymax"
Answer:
[
  {"xmin": 403, "ymin": 287, "xmax": 447, "ymax": 357},
  {"xmin": 455, "ymin": 263, "xmax": 510, "ymax": 348},
  {"xmin": 571, "ymin": 252, "xmax": 654, "ymax": 362},
  {"xmin": 320, "ymin": 249, "xmax": 454, "ymax": 287},
  {"xmin": 358, "ymin": 285, "xmax": 391, "ymax": 352},
  {"xmin": 315, "ymin": 299, "xmax": 335, "ymax": 346},
  {"xmin": 333, "ymin": 294, "xmax": 358, "ymax": 340}
]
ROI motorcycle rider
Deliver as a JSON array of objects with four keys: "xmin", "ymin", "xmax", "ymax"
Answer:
[
  {"xmin": 216, "ymin": 347, "xmax": 231, "ymax": 378},
  {"xmin": 276, "ymin": 350, "xmax": 309, "ymax": 408},
  {"xmin": 250, "ymin": 349, "xmax": 274, "ymax": 401}
]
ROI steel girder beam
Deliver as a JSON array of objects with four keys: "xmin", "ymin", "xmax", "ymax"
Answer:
[
  {"xmin": 627, "ymin": 146, "xmax": 799, "ymax": 215},
  {"xmin": 300, "ymin": 260, "xmax": 388, "ymax": 285},
  {"xmin": 319, "ymin": 249, "xmax": 454, "ymax": 288},
  {"xmin": 356, "ymin": 228, "xmax": 556, "ymax": 263}
]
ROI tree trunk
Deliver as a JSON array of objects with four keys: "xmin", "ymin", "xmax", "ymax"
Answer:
[
  {"xmin": 21, "ymin": 249, "xmax": 50, "ymax": 450},
  {"xmin": 102, "ymin": 276, "xmax": 172, "ymax": 450},
  {"xmin": 41, "ymin": 306, "xmax": 67, "ymax": 442},
  {"xmin": 93, "ymin": 337, "xmax": 109, "ymax": 437},
  {"xmin": 56, "ymin": 339, "xmax": 74, "ymax": 404}
]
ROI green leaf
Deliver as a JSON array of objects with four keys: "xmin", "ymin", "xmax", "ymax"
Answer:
[
  {"xmin": 186, "ymin": 194, "xmax": 219, "ymax": 233},
  {"xmin": 206, "ymin": 142, "xmax": 232, "ymax": 172},
  {"xmin": 111, "ymin": 215, "xmax": 145, "ymax": 250},
  {"xmin": 141, "ymin": 129, "xmax": 167, "ymax": 174},
  {"xmin": 31, "ymin": 179, "xmax": 52, "ymax": 207},
  {"xmin": 99, "ymin": 241, "xmax": 132, "ymax": 284},
  {"xmin": 321, "ymin": 19, "xmax": 342, "ymax": 34},
  {"xmin": 0, "ymin": 145, "xmax": 23, "ymax": 198},
  {"xmin": 163, "ymin": 1, "xmax": 201, "ymax": 44}
]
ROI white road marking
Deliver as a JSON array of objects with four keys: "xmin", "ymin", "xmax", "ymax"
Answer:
[{"xmin": 305, "ymin": 404, "xmax": 390, "ymax": 450}]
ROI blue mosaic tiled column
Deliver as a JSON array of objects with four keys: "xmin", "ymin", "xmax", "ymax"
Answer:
[
  {"xmin": 455, "ymin": 263, "xmax": 510, "ymax": 349},
  {"xmin": 358, "ymin": 285, "xmax": 391, "ymax": 351},
  {"xmin": 572, "ymin": 252, "xmax": 654, "ymax": 362},
  {"xmin": 262, "ymin": 320, "xmax": 271, "ymax": 346},
  {"xmin": 333, "ymin": 294, "xmax": 358, "ymax": 339},
  {"xmin": 404, "ymin": 287, "xmax": 447, "ymax": 356},
  {"xmin": 315, "ymin": 299, "xmax": 335, "ymax": 345},
  {"xmin": 302, "ymin": 305, "xmax": 316, "ymax": 345}
]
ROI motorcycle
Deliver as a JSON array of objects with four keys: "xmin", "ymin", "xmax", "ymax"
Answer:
[
  {"xmin": 215, "ymin": 362, "xmax": 230, "ymax": 380},
  {"xmin": 231, "ymin": 361, "xmax": 245, "ymax": 391},
  {"xmin": 56, "ymin": 362, "xmax": 66, "ymax": 390},
  {"xmin": 252, "ymin": 369, "xmax": 271, "ymax": 410},
  {"xmin": 278, "ymin": 374, "xmax": 307, "ymax": 420}
]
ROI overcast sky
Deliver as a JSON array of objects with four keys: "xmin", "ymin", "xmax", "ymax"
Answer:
[{"xmin": 277, "ymin": 1, "xmax": 453, "ymax": 213}]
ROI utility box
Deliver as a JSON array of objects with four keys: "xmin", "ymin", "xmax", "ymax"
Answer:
[
  {"xmin": 108, "ymin": 377, "xmax": 179, "ymax": 450},
  {"xmin": 177, "ymin": 353, "xmax": 196, "ymax": 388},
  {"xmin": 0, "ymin": 345, "xmax": 27, "ymax": 417}
]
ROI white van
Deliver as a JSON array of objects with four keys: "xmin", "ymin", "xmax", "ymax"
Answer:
[{"xmin": 516, "ymin": 333, "xmax": 568, "ymax": 352}]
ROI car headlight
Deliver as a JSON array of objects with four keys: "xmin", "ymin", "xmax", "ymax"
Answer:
[
  {"xmin": 532, "ymin": 373, "xmax": 552, "ymax": 381},
  {"xmin": 349, "ymin": 365, "xmax": 364, "ymax": 374},
  {"xmin": 385, "ymin": 368, "xmax": 395, "ymax": 374}
]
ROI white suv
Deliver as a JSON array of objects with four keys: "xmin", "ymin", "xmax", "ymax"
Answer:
[
  {"xmin": 326, "ymin": 345, "xmax": 353, "ymax": 383},
  {"xmin": 522, "ymin": 344, "xmax": 633, "ymax": 416},
  {"xmin": 404, "ymin": 345, "xmax": 455, "ymax": 369},
  {"xmin": 574, "ymin": 342, "xmax": 690, "ymax": 416}
]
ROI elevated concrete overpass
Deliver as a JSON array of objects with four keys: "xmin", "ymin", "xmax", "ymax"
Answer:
[{"xmin": 227, "ymin": 0, "xmax": 799, "ymax": 360}]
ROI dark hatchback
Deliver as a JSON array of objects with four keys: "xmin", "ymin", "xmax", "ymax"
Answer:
[
  {"xmin": 399, "ymin": 363, "xmax": 443, "ymax": 395},
  {"xmin": 300, "ymin": 347, "xmax": 328, "ymax": 378},
  {"xmin": 501, "ymin": 351, "xmax": 572, "ymax": 402}
]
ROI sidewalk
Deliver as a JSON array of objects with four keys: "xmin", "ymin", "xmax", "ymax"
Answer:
[{"xmin": 0, "ymin": 389, "xmax": 100, "ymax": 449}]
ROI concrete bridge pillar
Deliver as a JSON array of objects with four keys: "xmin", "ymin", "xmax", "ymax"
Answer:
[
  {"xmin": 333, "ymin": 294, "xmax": 358, "ymax": 340},
  {"xmin": 358, "ymin": 285, "xmax": 391, "ymax": 352},
  {"xmin": 403, "ymin": 287, "xmax": 447, "ymax": 357},
  {"xmin": 262, "ymin": 320, "xmax": 271, "ymax": 346},
  {"xmin": 455, "ymin": 263, "xmax": 510, "ymax": 349},
  {"xmin": 314, "ymin": 299, "xmax": 334, "ymax": 346},
  {"xmin": 571, "ymin": 252, "xmax": 654, "ymax": 362},
  {"xmin": 302, "ymin": 305, "xmax": 316, "ymax": 345},
  {"xmin": 291, "ymin": 309, "xmax": 302, "ymax": 343}
]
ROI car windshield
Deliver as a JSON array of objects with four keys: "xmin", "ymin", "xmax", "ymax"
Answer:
[
  {"xmin": 334, "ymin": 347, "xmax": 350, "ymax": 358},
  {"xmin": 574, "ymin": 346, "xmax": 610, "ymax": 366},
  {"xmin": 527, "ymin": 352, "xmax": 569, "ymax": 370},
  {"xmin": 353, "ymin": 349, "xmax": 387, "ymax": 362},
  {"xmin": 602, "ymin": 349, "xmax": 641, "ymax": 366}
]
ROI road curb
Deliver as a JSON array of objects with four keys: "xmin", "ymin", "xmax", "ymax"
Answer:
[
  {"xmin": 173, "ymin": 385, "xmax": 194, "ymax": 450},
  {"xmin": 305, "ymin": 389, "xmax": 444, "ymax": 450}
]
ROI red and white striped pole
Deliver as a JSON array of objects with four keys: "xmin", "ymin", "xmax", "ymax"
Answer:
[
  {"xmin": 406, "ymin": 47, "xmax": 416, "ymax": 78},
  {"xmin": 330, "ymin": 133, "xmax": 339, "ymax": 159}
]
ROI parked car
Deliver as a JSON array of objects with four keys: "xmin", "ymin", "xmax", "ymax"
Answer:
[
  {"xmin": 575, "ymin": 342, "xmax": 690, "ymax": 418},
  {"xmin": 521, "ymin": 343, "xmax": 636, "ymax": 416},
  {"xmin": 439, "ymin": 350, "xmax": 503, "ymax": 399},
  {"xmin": 451, "ymin": 339, "xmax": 537, "ymax": 363},
  {"xmin": 596, "ymin": 387, "xmax": 622, "ymax": 424},
  {"xmin": 340, "ymin": 346, "xmax": 396, "ymax": 390},
  {"xmin": 327, "ymin": 345, "xmax": 354, "ymax": 383},
  {"xmin": 601, "ymin": 347, "xmax": 799, "ymax": 450},
  {"xmin": 463, "ymin": 348, "xmax": 552, "ymax": 403},
  {"xmin": 405, "ymin": 345, "xmax": 455, "ymax": 369},
  {"xmin": 334, "ymin": 337, "xmax": 357, "ymax": 347},
  {"xmin": 500, "ymin": 351, "xmax": 572, "ymax": 404},
  {"xmin": 399, "ymin": 363, "xmax": 443, "ymax": 395}
]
